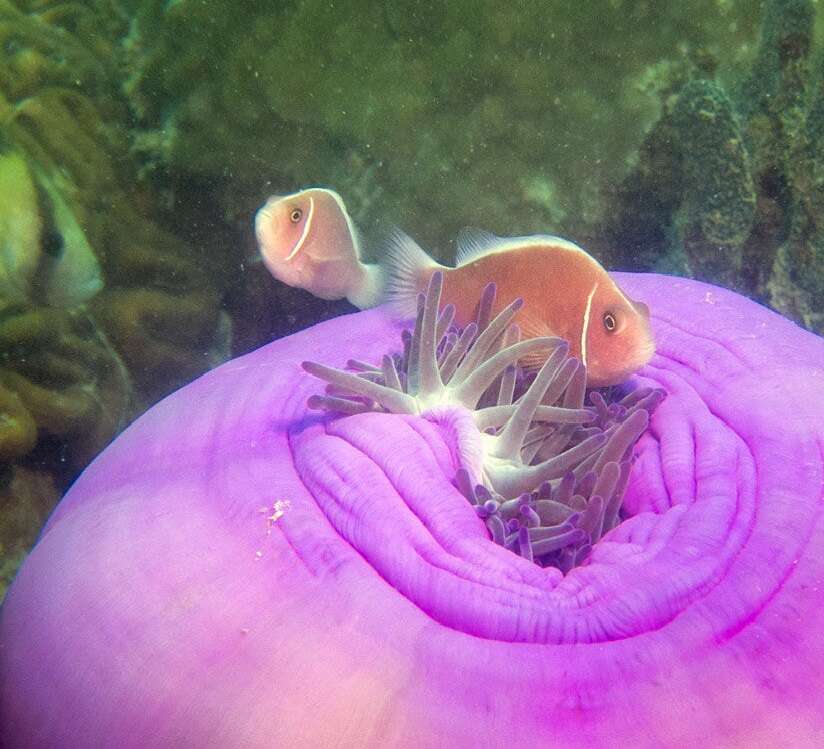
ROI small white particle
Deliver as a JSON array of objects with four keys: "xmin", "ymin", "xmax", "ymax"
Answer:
[{"xmin": 267, "ymin": 499, "xmax": 292, "ymax": 528}]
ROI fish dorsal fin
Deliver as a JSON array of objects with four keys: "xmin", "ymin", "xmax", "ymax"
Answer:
[
  {"xmin": 456, "ymin": 228, "xmax": 586, "ymax": 267},
  {"xmin": 380, "ymin": 227, "xmax": 444, "ymax": 317},
  {"xmin": 455, "ymin": 227, "xmax": 503, "ymax": 266}
]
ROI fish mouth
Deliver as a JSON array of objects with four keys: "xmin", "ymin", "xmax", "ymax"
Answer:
[{"xmin": 590, "ymin": 337, "xmax": 657, "ymax": 387}]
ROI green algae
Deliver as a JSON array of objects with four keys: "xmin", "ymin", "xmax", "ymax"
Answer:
[{"xmin": 120, "ymin": 0, "xmax": 762, "ymax": 254}]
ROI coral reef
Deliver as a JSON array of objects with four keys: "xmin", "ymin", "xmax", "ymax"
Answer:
[
  {"xmin": 0, "ymin": 0, "xmax": 234, "ymax": 596},
  {"xmin": 120, "ymin": 0, "xmax": 760, "ymax": 254},
  {"xmin": 1, "ymin": 0, "xmax": 821, "ymax": 612},
  {"xmin": 607, "ymin": 0, "xmax": 824, "ymax": 331}
]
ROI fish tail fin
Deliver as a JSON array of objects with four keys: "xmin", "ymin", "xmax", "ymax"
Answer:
[
  {"xmin": 380, "ymin": 227, "xmax": 445, "ymax": 317},
  {"xmin": 346, "ymin": 262, "xmax": 385, "ymax": 309}
]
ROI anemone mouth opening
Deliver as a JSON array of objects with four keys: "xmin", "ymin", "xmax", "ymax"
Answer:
[{"xmin": 303, "ymin": 271, "xmax": 664, "ymax": 574}]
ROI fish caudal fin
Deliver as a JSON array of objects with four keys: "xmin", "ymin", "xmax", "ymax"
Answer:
[
  {"xmin": 343, "ymin": 223, "xmax": 384, "ymax": 309},
  {"xmin": 380, "ymin": 227, "xmax": 445, "ymax": 317},
  {"xmin": 346, "ymin": 262, "xmax": 385, "ymax": 309}
]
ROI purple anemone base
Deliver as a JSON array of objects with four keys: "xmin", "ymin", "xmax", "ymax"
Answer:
[{"xmin": 2, "ymin": 273, "xmax": 824, "ymax": 748}]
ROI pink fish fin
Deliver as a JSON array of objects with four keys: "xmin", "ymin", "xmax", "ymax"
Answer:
[
  {"xmin": 455, "ymin": 227, "xmax": 503, "ymax": 265},
  {"xmin": 515, "ymin": 313, "xmax": 563, "ymax": 370},
  {"xmin": 516, "ymin": 309, "xmax": 554, "ymax": 342},
  {"xmin": 518, "ymin": 350, "xmax": 548, "ymax": 372},
  {"xmin": 456, "ymin": 229, "xmax": 579, "ymax": 266},
  {"xmin": 380, "ymin": 227, "xmax": 445, "ymax": 317}
]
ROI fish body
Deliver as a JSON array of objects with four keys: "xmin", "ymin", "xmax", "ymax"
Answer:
[
  {"xmin": 0, "ymin": 145, "xmax": 102, "ymax": 307},
  {"xmin": 253, "ymin": 188, "xmax": 654, "ymax": 386},
  {"xmin": 383, "ymin": 229, "xmax": 655, "ymax": 387},
  {"xmin": 0, "ymin": 148, "xmax": 43, "ymax": 301},
  {"xmin": 254, "ymin": 187, "xmax": 382, "ymax": 308}
]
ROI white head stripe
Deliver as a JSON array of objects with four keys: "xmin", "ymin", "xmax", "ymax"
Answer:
[
  {"xmin": 325, "ymin": 188, "xmax": 362, "ymax": 258},
  {"xmin": 580, "ymin": 282, "xmax": 598, "ymax": 367},
  {"xmin": 285, "ymin": 195, "xmax": 315, "ymax": 262}
]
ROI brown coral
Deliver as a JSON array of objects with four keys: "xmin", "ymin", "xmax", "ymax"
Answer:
[
  {"xmin": 0, "ymin": 383, "xmax": 36, "ymax": 461},
  {"xmin": 606, "ymin": 0, "xmax": 824, "ymax": 332},
  {"xmin": 0, "ymin": 0, "xmax": 234, "ymax": 597}
]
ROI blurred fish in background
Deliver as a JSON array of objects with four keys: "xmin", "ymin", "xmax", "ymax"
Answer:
[{"xmin": 0, "ymin": 141, "xmax": 102, "ymax": 308}]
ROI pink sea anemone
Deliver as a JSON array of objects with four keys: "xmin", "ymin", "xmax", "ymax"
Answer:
[{"xmin": 2, "ymin": 272, "xmax": 823, "ymax": 748}]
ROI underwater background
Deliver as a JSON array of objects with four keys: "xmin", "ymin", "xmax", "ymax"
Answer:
[{"xmin": 0, "ymin": 0, "xmax": 822, "ymax": 597}]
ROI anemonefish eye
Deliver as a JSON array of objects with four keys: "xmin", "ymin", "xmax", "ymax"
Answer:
[
  {"xmin": 603, "ymin": 311, "xmax": 618, "ymax": 333},
  {"xmin": 289, "ymin": 207, "xmax": 303, "ymax": 223}
]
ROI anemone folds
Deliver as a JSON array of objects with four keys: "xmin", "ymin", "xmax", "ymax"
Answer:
[{"xmin": 2, "ymin": 273, "xmax": 824, "ymax": 748}]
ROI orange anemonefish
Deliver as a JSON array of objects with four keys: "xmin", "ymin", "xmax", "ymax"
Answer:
[
  {"xmin": 381, "ymin": 229, "xmax": 655, "ymax": 387},
  {"xmin": 254, "ymin": 187, "xmax": 382, "ymax": 307},
  {"xmin": 254, "ymin": 188, "xmax": 654, "ymax": 386}
]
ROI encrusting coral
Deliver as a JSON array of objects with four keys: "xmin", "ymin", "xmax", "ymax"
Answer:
[
  {"xmin": 0, "ymin": 303, "xmax": 131, "ymax": 466},
  {"xmin": 119, "ymin": 0, "xmax": 760, "ymax": 252},
  {"xmin": 0, "ymin": 382, "xmax": 36, "ymax": 461}
]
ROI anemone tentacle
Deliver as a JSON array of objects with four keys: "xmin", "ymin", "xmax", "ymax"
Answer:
[{"xmin": 304, "ymin": 271, "xmax": 664, "ymax": 571}]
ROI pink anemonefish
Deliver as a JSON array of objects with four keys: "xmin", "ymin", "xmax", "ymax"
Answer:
[
  {"xmin": 254, "ymin": 187, "xmax": 382, "ymax": 308},
  {"xmin": 254, "ymin": 188, "xmax": 655, "ymax": 386},
  {"xmin": 382, "ymin": 229, "xmax": 655, "ymax": 387}
]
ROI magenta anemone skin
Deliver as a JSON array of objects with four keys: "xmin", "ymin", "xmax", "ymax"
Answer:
[{"xmin": 2, "ymin": 273, "xmax": 824, "ymax": 748}]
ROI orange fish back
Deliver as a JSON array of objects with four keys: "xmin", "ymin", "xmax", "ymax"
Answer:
[{"xmin": 436, "ymin": 244, "xmax": 599, "ymax": 361}]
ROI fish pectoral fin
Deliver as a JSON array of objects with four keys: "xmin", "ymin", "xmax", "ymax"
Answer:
[
  {"xmin": 519, "ymin": 349, "xmax": 550, "ymax": 372},
  {"xmin": 516, "ymin": 311, "xmax": 552, "ymax": 342},
  {"xmin": 514, "ymin": 314, "xmax": 560, "ymax": 370}
]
